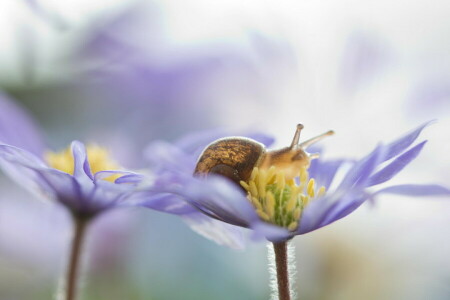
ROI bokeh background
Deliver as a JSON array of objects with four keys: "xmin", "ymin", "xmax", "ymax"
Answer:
[{"xmin": 1, "ymin": 0, "xmax": 450, "ymax": 299}]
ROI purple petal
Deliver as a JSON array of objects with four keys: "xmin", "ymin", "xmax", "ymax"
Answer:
[
  {"xmin": 93, "ymin": 170, "xmax": 142, "ymax": 185},
  {"xmin": 382, "ymin": 120, "xmax": 433, "ymax": 162},
  {"xmin": 135, "ymin": 192, "xmax": 199, "ymax": 215},
  {"xmin": 114, "ymin": 173, "xmax": 145, "ymax": 184},
  {"xmin": 71, "ymin": 141, "xmax": 93, "ymax": 181},
  {"xmin": 175, "ymin": 129, "xmax": 274, "ymax": 158},
  {"xmin": 375, "ymin": 184, "xmax": 450, "ymax": 196},
  {"xmin": 160, "ymin": 174, "xmax": 259, "ymax": 228},
  {"xmin": 297, "ymin": 191, "xmax": 367, "ymax": 234},
  {"xmin": 336, "ymin": 144, "xmax": 385, "ymax": 192},
  {"xmin": 33, "ymin": 168, "xmax": 86, "ymax": 212},
  {"xmin": 368, "ymin": 141, "xmax": 427, "ymax": 186},
  {"xmin": 145, "ymin": 140, "xmax": 194, "ymax": 173},
  {"xmin": 182, "ymin": 213, "xmax": 246, "ymax": 249},
  {"xmin": 154, "ymin": 172, "xmax": 301, "ymax": 243},
  {"xmin": 246, "ymin": 132, "xmax": 275, "ymax": 148},
  {"xmin": 0, "ymin": 93, "xmax": 46, "ymax": 157},
  {"xmin": 308, "ymin": 159, "xmax": 346, "ymax": 189},
  {"xmin": 250, "ymin": 221, "xmax": 292, "ymax": 242},
  {"xmin": 0, "ymin": 144, "xmax": 51, "ymax": 196},
  {"xmin": 174, "ymin": 128, "xmax": 230, "ymax": 154},
  {"xmin": 316, "ymin": 194, "xmax": 367, "ymax": 229},
  {"xmin": 298, "ymin": 146, "xmax": 384, "ymax": 234},
  {"xmin": 0, "ymin": 144, "xmax": 88, "ymax": 211},
  {"xmin": 0, "ymin": 143, "xmax": 140, "ymax": 215}
]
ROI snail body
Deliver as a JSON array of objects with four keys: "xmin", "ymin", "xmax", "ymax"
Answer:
[{"xmin": 194, "ymin": 124, "xmax": 334, "ymax": 186}]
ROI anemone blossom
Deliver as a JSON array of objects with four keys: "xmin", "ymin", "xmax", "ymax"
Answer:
[
  {"xmin": 0, "ymin": 93, "xmax": 145, "ymax": 300},
  {"xmin": 143, "ymin": 121, "xmax": 450, "ymax": 300}
]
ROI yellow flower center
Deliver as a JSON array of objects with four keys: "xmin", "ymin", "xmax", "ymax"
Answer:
[
  {"xmin": 240, "ymin": 166, "xmax": 325, "ymax": 231},
  {"xmin": 45, "ymin": 144, "xmax": 120, "ymax": 182}
]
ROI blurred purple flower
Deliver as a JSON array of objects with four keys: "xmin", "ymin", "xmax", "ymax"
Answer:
[
  {"xmin": 0, "ymin": 92, "xmax": 45, "ymax": 157},
  {"xmin": 407, "ymin": 75, "xmax": 450, "ymax": 118},
  {"xmin": 22, "ymin": 0, "xmax": 68, "ymax": 30},
  {"xmin": 141, "ymin": 122, "xmax": 450, "ymax": 248},
  {"xmin": 339, "ymin": 32, "xmax": 393, "ymax": 93},
  {"xmin": 70, "ymin": 2, "xmax": 296, "ymax": 142},
  {"xmin": 0, "ymin": 93, "xmax": 144, "ymax": 218}
]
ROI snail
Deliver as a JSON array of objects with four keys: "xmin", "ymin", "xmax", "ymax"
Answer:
[{"xmin": 194, "ymin": 124, "xmax": 334, "ymax": 186}]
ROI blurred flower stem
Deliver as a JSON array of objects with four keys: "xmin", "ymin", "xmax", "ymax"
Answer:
[
  {"xmin": 273, "ymin": 241, "xmax": 292, "ymax": 300},
  {"xmin": 65, "ymin": 216, "xmax": 89, "ymax": 300}
]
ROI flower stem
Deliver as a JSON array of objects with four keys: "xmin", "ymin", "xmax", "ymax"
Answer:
[
  {"xmin": 65, "ymin": 217, "xmax": 88, "ymax": 300},
  {"xmin": 273, "ymin": 241, "xmax": 291, "ymax": 300}
]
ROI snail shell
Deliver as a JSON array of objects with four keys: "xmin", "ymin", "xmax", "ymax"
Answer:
[{"xmin": 194, "ymin": 137, "xmax": 265, "ymax": 186}]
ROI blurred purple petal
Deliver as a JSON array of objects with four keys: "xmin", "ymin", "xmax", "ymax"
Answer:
[
  {"xmin": 175, "ymin": 129, "xmax": 274, "ymax": 156},
  {"xmin": 340, "ymin": 32, "xmax": 392, "ymax": 93},
  {"xmin": 33, "ymin": 168, "xmax": 86, "ymax": 213},
  {"xmin": 174, "ymin": 128, "xmax": 230, "ymax": 154},
  {"xmin": 137, "ymin": 192, "xmax": 198, "ymax": 215},
  {"xmin": 376, "ymin": 184, "xmax": 450, "ymax": 197},
  {"xmin": 0, "ymin": 93, "xmax": 46, "ymax": 156},
  {"xmin": 407, "ymin": 75, "xmax": 450, "ymax": 118},
  {"xmin": 22, "ymin": 0, "xmax": 68, "ymax": 30},
  {"xmin": 182, "ymin": 213, "xmax": 246, "ymax": 249},
  {"xmin": 0, "ymin": 144, "xmax": 51, "ymax": 197},
  {"xmin": 113, "ymin": 173, "xmax": 145, "ymax": 184},
  {"xmin": 145, "ymin": 140, "xmax": 195, "ymax": 173},
  {"xmin": 93, "ymin": 170, "xmax": 141, "ymax": 184}
]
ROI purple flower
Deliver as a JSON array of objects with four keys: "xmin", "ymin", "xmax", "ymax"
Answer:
[
  {"xmin": 142, "ymin": 122, "xmax": 450, "ymax": 248},
  {"xmin": 0, "ymin": 93, "xmax": 143, "ymax": 218}
]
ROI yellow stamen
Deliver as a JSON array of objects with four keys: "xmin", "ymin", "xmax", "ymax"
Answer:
[
  {"xmin": 258, "ymin": 170, "xmax": 266, "ymax": 198},
  {"xmin": 249, "ymin": 181, "xmax": 258, "ymax": 197},
  {"xmin": 293, "ymin": 207, "xmax": 301, "ymax": 220},
  {"xmin": 257, "ymin": 210, "xmax": 270, "ymax": 221},
  {"xmin": 285, "ymin": 192, "xmax": 298, "ymax": 213},
  {"xmin": 242, "ymin": 166, "xmax": 327, "ymax": 231},
  {"xmin": 45, "ymin": 144, "xmax": 120, "ymax": 182},
  {"xmin": 299, "ymin": 167, "xmax": 308, "ymax": 190},
  {"xmin": 276, "ymin": 171, "xmax": 286, "ymax": 191},
  {"xmin": 240, "ymin": 181, "xmax": 249, "ymax": 191},
  {"xmin": 266, "ymin": 191, "xmax": 276, "ymax": 219},
  {"xmin": 288, "ymin": 221, "xmax": 298, "ymax": 231},
  {"xmin": 318, "ymin": 186, "xmax": 326, "ymax": 197},
  {"xmin": 252, "ymin": 197, "xmax": 263, "ymax": 211},
  {"xmin": 250, "ymin": 167, "xmax": 258, "ymax": 181},
  {"xmin": 301, "ymin": 194, "xmax": 310, "ymax": 206},
  {"xmin": 267, "ymin": 166, "xmax": 276, "ymax": 184},
  {"xmin": 307, "ymin": 178, "xmax": 315, "ymax": 197}
]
